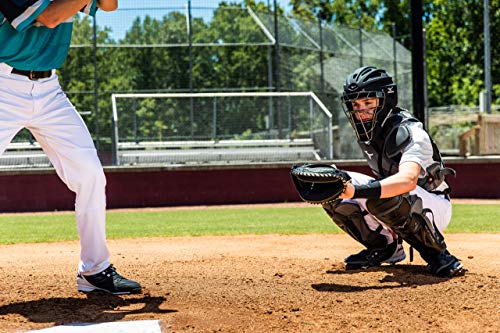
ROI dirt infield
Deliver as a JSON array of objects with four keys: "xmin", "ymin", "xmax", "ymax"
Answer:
[{"xmin": 0, "ymin": 233, "xmax": 499, "ymax": 333}]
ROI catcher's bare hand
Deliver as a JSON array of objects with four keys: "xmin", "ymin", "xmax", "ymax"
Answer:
[{"xmin": 339, "ymin": 182, "xmax": 355, "ymax": 199}]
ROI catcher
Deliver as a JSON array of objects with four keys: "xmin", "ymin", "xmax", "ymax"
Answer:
[{"xmin": 291, "ymin": 66, "xmax": 463, "ymax": 277}]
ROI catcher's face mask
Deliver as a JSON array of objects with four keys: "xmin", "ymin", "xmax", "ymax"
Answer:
[{"xmin": 341, "ymin": 91, "xmax": 386, "ymax": 143}]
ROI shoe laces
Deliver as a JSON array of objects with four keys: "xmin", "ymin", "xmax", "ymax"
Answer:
[
  {"xmin": 100, "ymin": 265, "xmax": 123, "ymax": 280},
  {"xmin": 367, "ymin": 242, "xmax": 396, "ymax": 261}
]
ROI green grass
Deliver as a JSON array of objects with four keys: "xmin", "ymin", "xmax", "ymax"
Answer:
[
  {"xmin": 0, "ymin": 204, "xmax": 498, "ymax": 245},
  {"xmin": 445, "ymin": 204, "xmax": 500, "ymax": 233}
]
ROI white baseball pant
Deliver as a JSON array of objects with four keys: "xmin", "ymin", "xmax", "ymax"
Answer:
[
  {"xmin": 0, "ymin": 63, "xmax": 110, "ymax": 275},
  {"xmin": 343, "ymin": 171, "xmax": 452, "ymax": 244}
]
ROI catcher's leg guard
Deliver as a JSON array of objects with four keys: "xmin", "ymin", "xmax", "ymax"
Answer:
[
  {"xmin": 323, "ymin": 200, "xmax": 387, "ymax": 249},
  {"xmin": 366, "ymin": 195, "xmax": 463, "ymax": 277},
  {"xmin": 322, "ymin": 200, "xmax": 404, "ymax": 269}
]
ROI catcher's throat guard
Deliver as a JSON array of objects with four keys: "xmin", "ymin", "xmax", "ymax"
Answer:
[{"xmin": 290, "ymin": 164, "xmax": 351, "ymax": 204}]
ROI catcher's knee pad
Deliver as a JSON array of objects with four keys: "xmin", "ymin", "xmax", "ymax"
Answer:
[
  {"xmin": 322, "ymin": 200, "xmax": 387, "ymax": 249},
  {"xmin": 366, "ymin": 195, "xmax": 446, "ymax": 261}
]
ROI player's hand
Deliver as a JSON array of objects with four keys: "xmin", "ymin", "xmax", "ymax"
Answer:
[
  {"xmin": 339, "ymin": 182, "xmax": 355, "ymax": 199},
  {"xmin": 97, "ymin": 0, "xmax": 118, "ymax": 12}
]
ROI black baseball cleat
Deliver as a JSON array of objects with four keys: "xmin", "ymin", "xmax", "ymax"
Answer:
[
  {"xmin": 77, "ymin": 264, "xmax": 142, "ymax": 295},
  {"xmin": 427, "ymin": 250, "xmax": 464, "ymax": 278},
  {"xmin": 345, "ymin": 240, "xmax": 406, "ymax": 270}
]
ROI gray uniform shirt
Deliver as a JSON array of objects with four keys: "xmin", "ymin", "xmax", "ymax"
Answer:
[{"xmin": 400, "ymin": 121, "xmax": 449, "ymax": 192}]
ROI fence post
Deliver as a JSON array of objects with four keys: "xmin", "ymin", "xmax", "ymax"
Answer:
[
  {"xmin": 319, "ymin": 17, "xmax": 325, "ymax": 93},
  {"xmin": 92, "ymin": 16, "xmax": 99, "ymax": 150},
  {"xmin": 287, "ymin": 95, "xmax": 292, "ymax": 139},
  {"xmin": 273, "ymin": 0, "xmax": 282, "ymax": 138},
  {"xmin": 328, "ymin": 116, "xmax": 333, "ymax": 159},
  {"xmin": 111, "ymin": 94, "xmax": 119, "ymax": 165},
  {"xmin": 484, "ymin": 0, "xmax": 492, "ymax": 114},
  {"xmin": 273, "ymin": 0, "xmax": 280, "ymax": 92},
  {"xmin": 266, "ymin": 0, "xmax": 274, "ymax": 138},
  {"xmin": 133, "ymin": 98, "xmax": 138, "ymax": 143},
  {"xmin": 392, "ymin": 23, "xmax": 398, "ymax": 85},
  {"xmin": 358, "ymin": 20, "xmax": 363, "ymax": 67},
  {"xmin": 309, "ymin": 97, "xmax": 314, "ymax": 140},
  {"xmin": 410, "ymin": 0, "xmax": 426, "ymax": 127},
  {"xmin": 212, "ymin": 96, "xmax": 217, "ymax": 140},
  {"xmin": 423, "ymin": 29, "xmax": 429, "ymax": 130},
  {"xmin": 188, "ymin": 0, "xmax": 195, "ymax": 137}
]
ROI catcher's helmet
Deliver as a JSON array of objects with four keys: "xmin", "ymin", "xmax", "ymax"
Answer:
[{"xmin": 341, "ymin": 66, "xmax": 398, "ymax": 143}]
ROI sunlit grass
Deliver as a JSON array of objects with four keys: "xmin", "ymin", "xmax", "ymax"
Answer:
[{"xmin": 0, "ymin": 203, "xmax": 497, "ymax": 245}]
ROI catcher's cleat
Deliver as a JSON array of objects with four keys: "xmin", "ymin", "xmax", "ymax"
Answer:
[
  {"xmin": 345, "ymin": 240, "xmax": 406, "ymax": 270},
  {"xmin": 382, "ymin": 240, "xmax": 406, "ymax": 264},
  {"xmin": 77, "ymin": 264, "xmax": 142, "ymax": 295},
  {"xmin": 427, "ymin": 250, "xmax": 464, "ymax": 278}
]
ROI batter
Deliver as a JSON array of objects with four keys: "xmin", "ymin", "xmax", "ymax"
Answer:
[{"xmin": 0, "ymin": 0, "xmax": 141, "ymax": 294}]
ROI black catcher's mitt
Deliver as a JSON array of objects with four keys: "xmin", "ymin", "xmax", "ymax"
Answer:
[{"xmin": 290, "ymin": 164, "xmax": 351, "ymax": 204}]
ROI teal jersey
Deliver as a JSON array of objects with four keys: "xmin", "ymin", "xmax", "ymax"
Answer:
[{"xmin": 0, "ymin": 0, "xmax": 97, "ymax": 71}]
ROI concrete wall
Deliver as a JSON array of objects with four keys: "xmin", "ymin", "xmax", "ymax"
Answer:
[{"xmin": 0, "ymin": 157, "xmax": 498, "ymax": 212}]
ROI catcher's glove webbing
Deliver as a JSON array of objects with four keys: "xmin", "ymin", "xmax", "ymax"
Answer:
[{"xmin": 290, "ymin": 164, "xmax": 351, "ymax": 204}]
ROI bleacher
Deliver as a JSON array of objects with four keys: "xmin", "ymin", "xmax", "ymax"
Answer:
[
  {"xmin": 0, "ymin": 142, "xmax": 51, "ymax": 169},
  {"xmin": 0, "ymin": 138, "xmax": 321, "ymax": 168},
  {"xmin": 117, "ymin": 138, "xmax": 320, "ymax": 165}
]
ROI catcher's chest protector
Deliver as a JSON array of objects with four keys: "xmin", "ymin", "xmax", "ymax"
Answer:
[
  {"xmin": 358, "ymin": 109, "xmax": 451, "ymax": 192},
  {"xmin": 358, "ymin": 111, "xmax": 413, "ymax": 177}
]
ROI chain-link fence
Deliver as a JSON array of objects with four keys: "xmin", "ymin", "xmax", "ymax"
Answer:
[{"xmin": 6, "ymin": 0, "xmax": 414, "ymax": 168}]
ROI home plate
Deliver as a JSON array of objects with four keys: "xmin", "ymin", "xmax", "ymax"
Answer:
[{"xmin": 28, "ymin": 320, "xmax": 163, "ymax": 332}]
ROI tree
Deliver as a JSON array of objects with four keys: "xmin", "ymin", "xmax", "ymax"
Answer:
[
  {"xmin": 291, "ymin": 0, "xmax": 385, "ymax": 31},
  {"xmin": 290, "ymin": 0, "xmax": 499, "ymax": 106},
  {"xmin": 426, "ymin": 0, "xmax": 500, "ymax": 106}
]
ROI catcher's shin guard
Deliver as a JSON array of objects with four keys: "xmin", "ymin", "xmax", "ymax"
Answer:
[
  {"xmin": 365, "ymin": 194, "xmax": 446, "ymax": 263},
  {"xmin": 322, "ymin": 200, "xmax": 387, "ymax": 250}
]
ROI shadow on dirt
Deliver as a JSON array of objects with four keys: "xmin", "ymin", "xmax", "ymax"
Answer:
[
  {"xmin": 312, "ymin": 264, "xmax": 460, "ymax": 292},
  {"xmin": 0, "ymin": 293, "xmax": 176, "ymax": 325}
]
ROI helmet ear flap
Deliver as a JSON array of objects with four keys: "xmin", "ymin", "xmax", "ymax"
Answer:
[
  {"xmin": 382, "ymin": 84, "xmax": 398, "ymax": 110},
  {"xmin": 345, "ymin": 101, "xmax": 353, "ymax": 111},
  {"xmin": 341, "ymin": 93, "xmax": 354, "ymax": 111}
]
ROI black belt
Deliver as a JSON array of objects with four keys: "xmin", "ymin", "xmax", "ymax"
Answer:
[{"xmin": 11, "ymin": 68, "xmax": 52, "ymax": 80}]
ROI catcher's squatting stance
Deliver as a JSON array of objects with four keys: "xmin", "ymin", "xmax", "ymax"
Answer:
[
  {"xmin": 291, "ymin": 66, "xmax": 463, "ymax": 278},
  {"xmin": 0, "ymin": 0, "xmax": 141, "ymax": 294}
]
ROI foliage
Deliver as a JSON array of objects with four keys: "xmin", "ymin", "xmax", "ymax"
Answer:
[
  {"xmin": 290, "ymin": 0, "xmax": 500, "ymax": 107},
  {"xmin": 289, "ymin": 0, "xmax": 434, "ymax": 48},
  {"xmin": 426, "ymin": 0, "xmax": 500, "ymax": 106}
]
